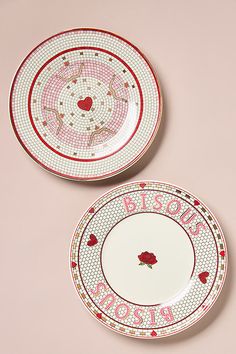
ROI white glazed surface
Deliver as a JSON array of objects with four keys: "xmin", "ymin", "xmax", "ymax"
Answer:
[{"xmin": 102, "ymin": 213, "xmax": 194, "ymax": 304}]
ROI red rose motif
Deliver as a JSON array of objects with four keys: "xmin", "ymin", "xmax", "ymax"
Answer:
[{"xmin": 138, "ymin": 251, "xmax": 157, "ymax": 269}]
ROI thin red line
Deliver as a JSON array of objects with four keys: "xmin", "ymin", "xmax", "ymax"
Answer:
[
  {"xmin": 28, "ymin": 46, "xmax": 143, "ymax": 162},
  {"xmin": 76, "ymin": 189, "xmax": 219, "ymax": 330},
  {"xmin": 69, "ymin": 180, "xmax": 227, "ymax": 338},
  {"xmin": 9, "ymin": 28, "xmax": 162, "ymax": 180}
]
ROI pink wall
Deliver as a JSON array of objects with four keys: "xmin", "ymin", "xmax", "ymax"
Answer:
[{"xmin": 0, "ymin": 0, "xmax": 235, "ymax": 353}]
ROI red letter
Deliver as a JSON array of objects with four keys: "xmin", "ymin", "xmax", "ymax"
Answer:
[
  {"xmin": 166, "ymin": 199, "xmax": 182, "ymax": 215},
  {"xmin": 148, "ymin": 308, "xmax": 157, "ymax": 325},
  {"xmin": 180, "ymin": 208, "xmax": 197, "ymax": 224},
  {"xmin": 189, "ymin": 222, "xmax": 206, "ymax": 236},
  {"xmin": 153, "ymin": 194, "xmax": 163, "ymax": 211},
  {"xmin": 90, "ymin": 282, "xmax": 107, "ymax": 297},
  {"xmin": 160, "ymin": 306, "xmax": 174, "ymax": 322},
  {"xmin": 115, "ymin": 304, "xmax": 130, "ymax": 319},
  {"xmin": 100, "ymin": 293, "xmax": 115, "ymax": 310},
  {"xmin": 123, "ymin": 196, "xmax": 136, "ymax": 213},
  {"xmin": 141, "ymin": 193, "xmax": 147, "ymax": 210},
  {"xmin": 133, "ymin": 308, "xmax": 143, "ymax": 325}
]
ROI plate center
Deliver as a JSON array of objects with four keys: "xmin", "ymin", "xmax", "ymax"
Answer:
[
  {"xmin": 30, "ymin": 52, "xmax": 142, "ymax": 160},
  {"xmin": 101, "ymin": 213, "xmax": 195, "ymax": 305}
]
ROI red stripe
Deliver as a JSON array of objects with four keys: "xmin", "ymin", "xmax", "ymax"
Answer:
[
  {"xmin": 10, "ymin": 28, "xmax": 162, "ymax": 180},
  {"xmin": 28, "ymin": 47, "xmax": 143, "ymax": 162}
]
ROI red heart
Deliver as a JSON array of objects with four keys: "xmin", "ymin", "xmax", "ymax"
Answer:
[
  {"xmin": 89, "ymin": 207, "xmax": 95, "ymax": 214},
  {"xmin": 87, "ymin": 234, "xmax": 98, "ymax": 246},
  {"xmin": 140, "ymin": 183, "xmax": 146, "ymax": 189},
  {"xmin": 199, "ymin": 271, "xmax": 209, "ymax": 284},
  {"xmin": 77, "ymin": 97, "xmax": 93, "ymax": 111},
  {"xmin": 220, "ymin": 250, "xmax": 225, "ymax": 257},
  {"xmin": 96, "ymin": 313, "xmax": 102, "ymax": 319},
  {"xmin": 71, "ymin": 261, "xmax": 77, "ymax": 268},
  {"xmin": 194, "ymin": 200, "xmax": 200, "ymax": 206},
  {"xmin": 151, "ymin": 330, "xmax": 157, "ymax": 337}
]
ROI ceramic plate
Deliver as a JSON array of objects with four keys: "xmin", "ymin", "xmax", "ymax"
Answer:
[
  {"xmin": 70, "ymin": 181, "xmax": 227, "ymax": 338},
  {"xmin": 10, "ymin": 29, "xmax": 162, "ymax": 180}
]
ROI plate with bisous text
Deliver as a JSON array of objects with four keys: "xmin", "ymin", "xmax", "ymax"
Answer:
[
  {"xmin": 10, "ymin": 29, "xmax": 162, "ymax": 180},
  {"xmin": 70, "ymin": 181, "xmax": 227, "ymax": 338}
]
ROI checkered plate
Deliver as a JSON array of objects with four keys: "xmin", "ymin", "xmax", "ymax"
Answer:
[
  {"xmin": 10, "ymin": 29, "xmax": 162, "ymax": 180},
  {"xmin": 70, "ymin": 181, "xmax": 227, "ymax": 338}
]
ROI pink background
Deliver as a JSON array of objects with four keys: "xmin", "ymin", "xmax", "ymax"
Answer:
[{"xmin": 0, "ymin": 0, "xmax": 235, "ymax": 353}]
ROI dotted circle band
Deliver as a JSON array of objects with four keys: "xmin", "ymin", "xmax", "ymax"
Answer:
[
  {"xmin": 10, "ymin": 29, "xmax": 161, "ymax": 180},
  {"xmin": 70, "ymin": 181, "xmax": 227, "ymax": 339}
]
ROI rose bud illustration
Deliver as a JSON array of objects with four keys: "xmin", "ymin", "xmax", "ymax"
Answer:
[{"xmin": 138, "ymin": 251, "xmax": 157, "ymax": 269}]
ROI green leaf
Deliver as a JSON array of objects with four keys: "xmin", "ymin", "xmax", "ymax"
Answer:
[
  {"xmin": 147, "ymin": 264, "xmax": 152, "ymax": 269},
  {"xmin": 139, "ymin": 262, "xmax": 145, "ymax": 265}
]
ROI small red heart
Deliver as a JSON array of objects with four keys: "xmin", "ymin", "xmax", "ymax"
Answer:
[
  {"xmin": 64, "ymin": 61, "xmax": 70, "ymax": 66},
  {"xmin": 194, "ymin": 200, "xmax": 200, "ymax": 206},
  {"xmin": 71, "ymin": 262, "xmax": 77, "ymax": 268},
  {"xmin": 96, "ymin": 313, "xmax": 102, "ymax": 319},
  {"xmin": 87, "ymin": 234, "xmax": 98, "ymax": 246},
  {"xmin": 220, "ymin": 250, "xmax": 225, "ymax": 257},
  {"xmin": 89, "ymin": 207, "xmax": 95, "ymax": 214},
  {"xmin": 151, "ymin": 330, "xmax": 157, "ymax": 337},
  {"xmin": 199, "ymin": 271, "xmax": 209, "ymax": 284},
  {"xmin": 77, "ymin": 97, "xmax": 93, "ymax": 111},
  {"xmin": 140, "ymin": 183, "xmax": 146, "ymax": 189}
]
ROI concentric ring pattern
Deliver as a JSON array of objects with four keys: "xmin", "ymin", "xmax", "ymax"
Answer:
[{"xmin": 10, "ymin": 29, "xmax": 162, "ymax": 180}]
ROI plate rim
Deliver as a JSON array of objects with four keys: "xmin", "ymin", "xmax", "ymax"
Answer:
[
  {"xmin": 69, "ymin": 180, "xmax": 228, "ymax": 339},
  {"xmin": 9, "ymin": 28, "xmax": 163, "ymax": 181}
]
